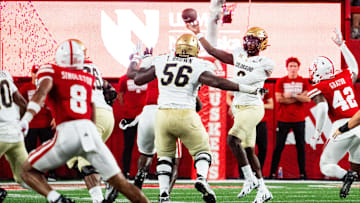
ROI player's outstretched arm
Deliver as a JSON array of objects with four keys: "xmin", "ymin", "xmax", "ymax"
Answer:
[
  {"xmin": 334, "ymin": 110, "xmax": 360, "ymax": 138},
  {"xmin": 133, "ymin": 66, "xmax": 156, "ymax": 86},
  {"xmin": 332, "ymin": 28, "xmax": 359, "ymax": 82},
  {"xmin": 198, "ymin": 71, "xmax": 262, "ymax": 94},
  {"xmin": 310, "ymin": 94, "xmax": 328, "ymax": 149},
  {"xmin": 13, "ymin": 91, "xmax": 27, "ymax": 117},
  {"xmin": 19, "ymin": 78, "xmax": 53, "ymax": 135},
  {"xmin": 186, "ymin": 21, "xmax": 234, "ymax": 65}
]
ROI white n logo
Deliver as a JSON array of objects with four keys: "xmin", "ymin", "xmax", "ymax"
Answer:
[{"xmin": 101, "ymin": 9, "xmax": 159, "ymax": 67}]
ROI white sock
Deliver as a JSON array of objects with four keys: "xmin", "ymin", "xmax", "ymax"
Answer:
[
  {"xmin": 195, "ymin": 160, "xmax": 210, "ymax": 178},
  {"xmin": 47, "ymin": 190, "xmax": 61, "ymax": 202},
  {"xmin": 241, "ymin": 165, "xmax": 255, "ymax": 181},
  {"xmin": 258, "ymin": 178, "xmax": 266, "ymax": 190},
  {"xmin": 89, "ymin": 186, "xmax": 104, "ymax": 202},
  {"xmin": 157, "ymin": 157, "xmax": 172, "ymax": 195}
]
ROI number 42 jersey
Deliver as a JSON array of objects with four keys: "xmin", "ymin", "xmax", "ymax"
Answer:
[
  {"xmin": 308, "ymin": 69, "xmax": 359, "ymax": 122},
  {"xmin": 37, "ymin": 64, "xmax": 95, "ymax": 125},
  {"xmin": 152, "ymin": 54, "xmax": 215, "ymax": 109}
]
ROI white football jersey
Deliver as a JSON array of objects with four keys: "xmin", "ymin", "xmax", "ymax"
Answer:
[
  {"xmin": 83, "ymin": 61, "xmax": 112, "ymax": 111},
  {"xmin": 153, "ymin": 54, "xmax": 215, "ymax": 109},
  {"xmin": 231, "ymin": 47, "xmax": 274, "ymax": 106},
  {"xmin": 0, "ymin": 70, "xmax": 22, "ymax": 142}
]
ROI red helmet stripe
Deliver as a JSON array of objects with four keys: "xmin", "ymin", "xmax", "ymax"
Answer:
[
  {"xmin": 320, "ymin": 56, "xmax": 334, "ymax": 73},
  {"xmin": 68, "ymin": 40, "xmax": 73, "ymax": 65}
]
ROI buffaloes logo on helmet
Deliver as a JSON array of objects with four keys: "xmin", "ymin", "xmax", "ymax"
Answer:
[
  {"xmin": 175, "ymin": 34, "xmax": 199, "ymax": 58},
  {"xmin": 243, "ymin": 27, "xmax": 268, "ymax": 54}
]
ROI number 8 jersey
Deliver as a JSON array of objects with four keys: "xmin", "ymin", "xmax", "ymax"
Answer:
[
  {"xmin": 308, "ymin": 69, "xmax": 359, "ymax": 122},
  {"xmin": 152, "ymin": 54, "xmax": 215, "ymax": 109},
  {"xmin": 37, "ymin": 64, "xmax": 95, "ymax": 125}
]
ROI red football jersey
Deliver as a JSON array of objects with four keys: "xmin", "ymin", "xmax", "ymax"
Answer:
[
  {"xmin": 275, "ymin": 76, "xmax": 310, "ymax": 122},
  {"xmin": 37, "ymin": 64, "xmax": 95, "ymax": 125},
  {"xmin": 118, "ymin": 75, "xmax": 147, "ymax": 118},
  {"xmin": 19, "ymin": 82, "xmax": 52, "ymax": 128},
  {"xmin": 308, "ymin": 69, "xmax": 359, "ymax": 122},
  {"xmin": 145, "ymin": 79, "xmax": 159, "ymax": 105}
]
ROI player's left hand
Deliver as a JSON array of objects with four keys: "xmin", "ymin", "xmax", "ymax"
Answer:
[
  {"xmin": 332, "ymin": 129, "xmax": 342, "ymax": 139},
  {"xmin": 19, "ymin": 119, "xmax": 29, "ymax": 137},
  {"xmin": 332, "ymin": 28, "xmax": 344, "ymax": 47}
]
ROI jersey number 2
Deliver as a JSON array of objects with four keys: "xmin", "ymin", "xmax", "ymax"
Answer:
[
  {"xmin": 332, "ymin": 87, "xmax": 358, "ymax": 111},
  {"xmin": 70, "ymin": 84, "xmax": 87, "ymax": 114}
]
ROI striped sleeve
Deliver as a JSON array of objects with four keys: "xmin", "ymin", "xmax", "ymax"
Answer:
[
  {"xmin": 36, "ymin": 64, "xmax": 54, "ymax": 86},
  {"xmin": 307, "ymin": 87, "xmax": 322, "ymax": 99}
]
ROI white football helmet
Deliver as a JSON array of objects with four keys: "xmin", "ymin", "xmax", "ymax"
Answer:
[
  {"xmin": 55, "ymin": 39, "xmax": 85, "ymax": 68},
  {"xmin": 309, "ymin": 56, "xmax": 335, "ymax": 84}
]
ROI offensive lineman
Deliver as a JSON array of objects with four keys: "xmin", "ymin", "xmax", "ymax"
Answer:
[
  {"xmin": 65, "ymin": 40, "xmax": 118, "ymax": 203},
  {"xmin": 127, "ymin": 47, "xmax": 192, "ymax": 192},
  {"xmin": 308, "ymin": 29, "xmax": 359, "ymax": 198},
  {"xmin": 186, "ymin": 22, "xmax": 274, "ymax": 202},
  {"xmin": 0, "ymin": 70, "xmax": 28, "ymax": 202},
  {"xmin": 130, "ymin": 33, "xmax": 267, "ymax": 203},
  {"xmin": 19, "ymin": 39, "xmax": 149, "ymax": 203}
]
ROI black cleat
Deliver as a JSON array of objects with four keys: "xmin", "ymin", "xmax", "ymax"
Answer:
[
  {"xmin": 194, "ymin": 177, "xmax": 216, "ymax": 203},
  {"xmin": 103, "ymin": 182, "xmax": 119, "ymax": 203},
  {"xmin": 134, "ymin": 169, "xmax": 147, "ymax": 189},
  {"xmin": 158, "ymin": 191, "xmax": 170, "ymax": 203},
  {"xmin": 51, "ymin": 195, "xmax": 75, "ymax": 203},
  {"xmin": 0, "ymin": 188, "xmax": 7, "ymax": 203},
  {"xmin": 340, "ymin": 170, "xmax": 358, "ymax": 198}
]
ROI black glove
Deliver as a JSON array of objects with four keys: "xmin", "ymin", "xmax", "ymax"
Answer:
[
  {"xmin": 256, "ymin": 88, "xmax": 269, "ymax": 96},
  {"xmin": 103, "ymin": 83, "xmax": 117, "ymax": 106}
]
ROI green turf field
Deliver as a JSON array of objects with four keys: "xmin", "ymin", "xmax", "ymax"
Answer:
[{"xmin": 1, "ymin": 181, "xmax": 359, "ymax": 202}]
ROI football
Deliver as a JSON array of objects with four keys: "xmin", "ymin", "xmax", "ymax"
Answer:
[{"xmin": 182, "ymin": 8, "xmax": 197, "ymax": 23}]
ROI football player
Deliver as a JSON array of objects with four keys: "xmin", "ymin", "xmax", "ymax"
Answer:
[
  {"xmin": 0, "ymin": 70, "xmax": 29, "ymax": 203},
  {"xmin": 64, "ymin": 40, "xmax": 118, "ymax": 203},
  {"xmin": 19, "ymin": 39, "xmax": 149, "ymax": 203},
  {"xmin": 129, "ymin": 33, "xmax": 267, "ymax": 203},
  {"xmin": 186, "ymin": 22, "xmax": 274, "ymax": 202},
  {"xmin": 308, "ymin": 29, "xmax": 359, "ymax": 198},
  {"xmin": 127, "ymin": 47, "xmax": 193, "ymax": 192}
]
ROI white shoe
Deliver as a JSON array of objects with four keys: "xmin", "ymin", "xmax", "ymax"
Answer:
[
  {"xmin": 238, "ymin": 179, "xmax": 259, "ymax": 198},
  {"xmin": 253, "ymin": 188, "xmax": 273, "ymax": 203},
  {"xmin": 194, "ymin": 177, "xmax": 216, "ymax": 203}
]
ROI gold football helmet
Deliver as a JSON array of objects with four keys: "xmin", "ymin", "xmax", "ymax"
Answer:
[
  {"xmin": 244, "ymin": 27, "xmax": 268, "ymax": 51},
  {"xmin": 175, "ymin": 34, "xmax": 199, "ymax": 57}
]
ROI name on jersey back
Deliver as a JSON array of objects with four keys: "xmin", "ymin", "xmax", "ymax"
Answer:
[
  {"xmin": 61, "ymin": 71, "xmax": 93, "ymax": 86},
  {"xmin": 167, "ymin": 56, "xmax": 193, "ymax": 64},
  {"xmin": 329, "ymin": 78, "xmax": 346, "ymax": 89}
]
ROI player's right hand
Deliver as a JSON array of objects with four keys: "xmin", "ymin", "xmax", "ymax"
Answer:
[
  {"xmin": 332, "ymin": 28, "xmax": 344, "ymax": 47},
  {"xmin": 186, "ymin": 20, "xmax": 200, "ymax": 35},
  {"xmin": 19, "ymin": 119, "xmax": 29, "ymax": 137}
]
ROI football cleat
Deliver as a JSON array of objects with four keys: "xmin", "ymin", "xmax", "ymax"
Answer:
[
  {"xmin": 158, "ymin": 191, "xmax": 170, "ymax": 203},
  {"xmin": 238, "ymin": 178, "xmax": 259, "ymax": 198},
  {"xmin": 134, "ymin": 169, "xmax": 147, "ymax": 189},
  {"xmin": 340, "ymin": 170, "xmax": 358, "ymax": 198},
  {"xmin": 194, "ymin": 177, "xmax": 216, "ymax": 203},
  {"xmin": 253, "ymin": 188, "xmax": 273, "ymax": 203},
  {"xmin": 50, "ymin": 195, "xmax": 75, "ymax": 203},
  {"xmin": 0, "ymin": 188, "xmax": 7, "ymax": 203},
  {"xmin": 103, "ymin": 182, "xmax": 119, "ymax": 203}
]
